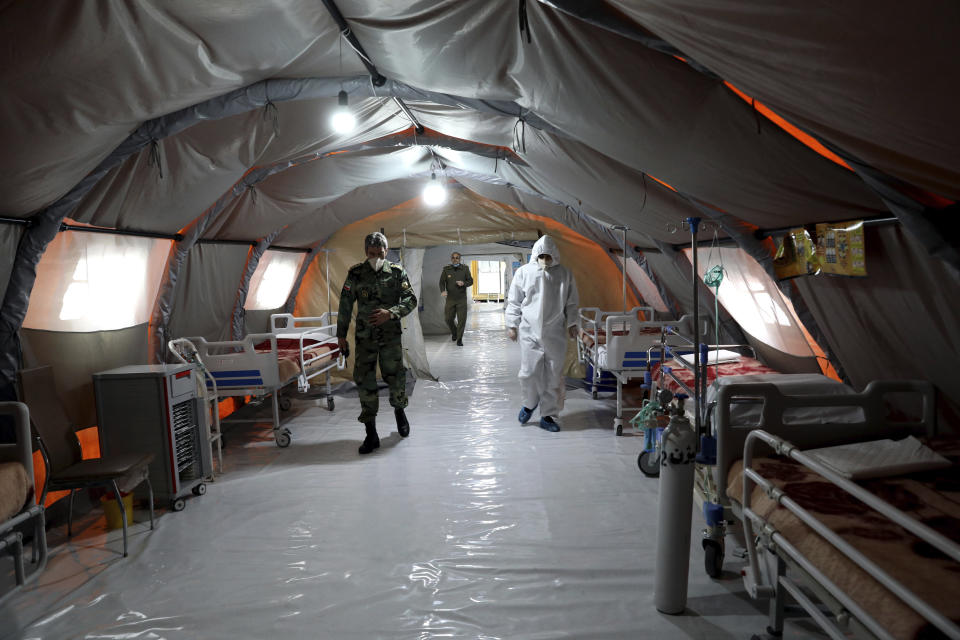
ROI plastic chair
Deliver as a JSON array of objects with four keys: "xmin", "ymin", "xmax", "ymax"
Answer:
[{"xmin": 18, "ymin": 366, "xmax": 155, "ymax": 557}]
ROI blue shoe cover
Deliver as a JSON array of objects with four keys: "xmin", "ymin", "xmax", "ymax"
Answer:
[
  {"xmin": 518, "ymin": 406, "xmax": 534, "ymax": 424},
  {"xmin": 539, "ymin": 417, "xmax": 560, "ymax": 432}
]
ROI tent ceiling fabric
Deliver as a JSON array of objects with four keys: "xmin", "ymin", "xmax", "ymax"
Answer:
[
  {"xmin": 611, "ymin": 1, "xmax": 960, "ymax": 200},
  {"xmin": 1, "ymin": 2, "xmax": 957, "ymax": 388}
]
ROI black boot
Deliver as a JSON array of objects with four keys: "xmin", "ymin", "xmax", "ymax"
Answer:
[
  {"xmin": 358, "ymin": 421, "xmax": 380, "ymax": 454},
  {"xmin": 395, "ymin": 408, "xmax": 410, "ymax": 438}
]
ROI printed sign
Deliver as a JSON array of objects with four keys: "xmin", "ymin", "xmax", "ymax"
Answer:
[
  {"xmin": 773, "ymin": 228, "xmax": 818, "ymax": 280},
  {"xmin": 815, "ymin": 221, "xmax": 867, "ymax": 277}
]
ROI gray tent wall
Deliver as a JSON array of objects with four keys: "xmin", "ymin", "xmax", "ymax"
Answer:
[
  {"xmin": 20, "ymin": 325, "xmax": 150, "ymax": 428},
  {"xmin": 167, "ymin": 244, "xmax": 251, "ymax": 345},
  {"xmin": 0, "ymin": 225, "xmax": 21, "ymax": 312},
  {"xmin": 796, "ymin": 225, "xmax": 960, "ymax": 427}
]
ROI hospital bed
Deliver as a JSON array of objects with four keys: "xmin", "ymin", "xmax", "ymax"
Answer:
[
  {"xmin": 630, "ymin": 324, "xmax": 773, "ymax": 473},
  {"xmin": 576, "ymin": 306, "xmax": 693, "ymax": 434},
  {"xmin": 171, "ymin": 313, "xmax": 345, "ymax": 448},
  {"xmin": 0, "ymin": 402, "xmax": 47, "ymax": 604},
  {"xmin": 711, "ymin": 380, "xmax": 960, "ymax": 639}
]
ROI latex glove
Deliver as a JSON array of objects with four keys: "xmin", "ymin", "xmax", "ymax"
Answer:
[
  {"xmin": 568, "ymin": 325, "xmax": 578, "ymax": 339},
  {"xmin": 337, "ymin": 338, "xmax": 349, "ymax": 358},
  {"xmin": 368, "ymin": 308, "xmax": 392, "ymax": 326},
  {"xmin": 441, "ymin": 290, "xmax": 447, "ymax": 297},
  {"xmin": 507, "ymin": 327, "xmax": 518, "ymax": 342}
]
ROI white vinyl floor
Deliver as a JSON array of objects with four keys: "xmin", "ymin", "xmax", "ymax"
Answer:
[{"xmin": 1, "ymin": 305, "xmax": 826, "ymax": 639}]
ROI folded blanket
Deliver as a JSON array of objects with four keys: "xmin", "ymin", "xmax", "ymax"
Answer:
[{"xmin": 804, "ymin": 436, "xmax": 951, "ymax": 480}]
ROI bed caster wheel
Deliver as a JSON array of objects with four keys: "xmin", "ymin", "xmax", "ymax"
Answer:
[
  {"xmin": 638, "ymin": 450, "xmax": 660, "ymax": 477},
  {"xmin": 192, "ymin": 483, "xmax": 206, "ymax": 497},
  {"xmin": 591, "ymin": 391, "xmax": 598, "ymax": 400},
  {"xmin": 703, "ymin": 539, "xmax": 724, "ymax": 578},
  {"xmin": 278, "ymin": 396, "xmax": 292, "ymax": 412},
  {"xmin": 326, "ymin": 397, "xmax": 335, "ymax": 411},
  {"xmin": 275, "ymin": 430, "xmax": 291, "ymax": 448},
  {"xmin": 171, "ymin": 498, "xmax": 186, "ymax": 512},
  {"xmin": 615, "ymin": 420, "xmax": 623, "ymax": 436}
]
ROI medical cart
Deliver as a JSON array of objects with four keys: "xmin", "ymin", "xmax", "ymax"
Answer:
[{"xmin": 94, "ymin": 364, "xmax": 212, "ymax": 511}]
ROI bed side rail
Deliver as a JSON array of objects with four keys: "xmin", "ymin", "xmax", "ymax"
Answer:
[
  {"xmin": 715, "ymin": 380, "xmax": 935, "ymax": 513},
  {"xmin": 270, "ymin": 312, "xmax": 338, "ymax": 333},
  {"xmin": 741, "ymin": 427, "xmax": 959, "ymax": 639},
  {"xmin": 182, "ymin": 334, "xmax": 281, "ymax": 389},
  {"xmin": 0, "ymin": 401, "xmax": 48, "ymax": 593}
]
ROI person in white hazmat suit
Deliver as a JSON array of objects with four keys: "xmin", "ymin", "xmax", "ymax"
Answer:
[{"xmin": 505, "ymin": 235, "xmax": 579, "ymax": 432}]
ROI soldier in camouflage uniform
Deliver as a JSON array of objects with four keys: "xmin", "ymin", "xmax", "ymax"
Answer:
[
  {"xmin": 336, "ymin": 232, "xmax": 418, "ymax": 454},
  {"xmin": 439, "ymin": 251, "xmax": 473, "ymax": 346}
]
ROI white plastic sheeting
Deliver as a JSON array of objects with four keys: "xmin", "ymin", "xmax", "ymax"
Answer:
[
  {"xmin": 397, "ymin": 247, "xmax": 434, "ymax": 382},
  {"xmin": 1, "ymin": 308, "xmax": 824, "ymax": 639}
]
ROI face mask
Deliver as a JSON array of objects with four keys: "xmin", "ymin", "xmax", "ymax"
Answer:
[
  {"xmin": 537, "ymin": 257, "xmax": 552, "ymax": 269},
  {"xmin": 368, "ymin": 257, "xmax": 384, "ymax": 271}
]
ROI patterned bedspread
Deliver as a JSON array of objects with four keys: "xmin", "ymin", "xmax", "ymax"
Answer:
[
  {"xmin": 650, "ymin": 356, "xmax": 779, "ymax": 396},
  {"xmin": 727, "ymin": 437, "xmax": 960, "ymax": 639}
]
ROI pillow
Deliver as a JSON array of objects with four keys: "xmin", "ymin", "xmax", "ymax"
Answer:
[{"xmin": 676, "ymin": 349, "xmax": 741, "ymax": 366}]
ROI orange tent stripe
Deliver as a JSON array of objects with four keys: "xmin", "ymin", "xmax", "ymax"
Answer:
[{"xmin": 724, "ymin": 82, "xmax": 852, "ymax": 171}]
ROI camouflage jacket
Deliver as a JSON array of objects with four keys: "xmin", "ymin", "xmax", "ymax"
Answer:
[{"xmin": 337, "ymin": 260, "xmax": 417, "ymax": 341}]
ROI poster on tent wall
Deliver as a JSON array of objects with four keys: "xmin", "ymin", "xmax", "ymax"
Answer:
[
  {"xmin": 773, "ymin": 228, "xmax": 818, "ymax": 280},
  {"xmin": 815, "ymin": 221, "xmax": 867, "ymax": 277}
]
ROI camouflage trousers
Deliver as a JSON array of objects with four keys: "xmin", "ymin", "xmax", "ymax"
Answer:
[
  {"xmin": 444, "ymin": 298, "xmax": 468, "ymax": 340},
  {"xmin": 353, "ymin": 339, "xmax": 407, "ymax": 423}
]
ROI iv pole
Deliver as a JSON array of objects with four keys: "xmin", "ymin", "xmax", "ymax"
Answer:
[
  {"xmin": 686, "ymin": 217, "xmax": 702, "ymax": 437},
  {"xmin": 613, "ymin": 225, "xmax": 629, "ymax": 313}
]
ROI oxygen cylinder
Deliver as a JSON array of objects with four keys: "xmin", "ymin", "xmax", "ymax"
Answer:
[{"xmin": 653, "ymin": 411, "xmax": 698, "ymax": 614}]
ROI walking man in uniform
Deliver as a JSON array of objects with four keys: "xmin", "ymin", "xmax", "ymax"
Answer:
[
  {"xmin": 337, "ymin": 232, "xmax": 418, "ymax": 454},
  {"xmin": 439, "ymin": 251, "xmax": 473, "ymax": 346}
]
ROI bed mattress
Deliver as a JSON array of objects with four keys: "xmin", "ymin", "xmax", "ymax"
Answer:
[
  {"xmin": 0, "ymin": 461, "xmax": 30, "ymax": 522},
  {"xmin": 726, "ymin": 437, "xmax": 960, "ymax": 639}
]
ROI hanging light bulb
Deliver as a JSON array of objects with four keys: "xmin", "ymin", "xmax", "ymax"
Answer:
[
  {"xmin": 422, "ymin": 172, "xmax": 447, "ymax": 206},
  {"xmin": 330, "ymin": 90, "xmax": 356, "ymax": 133}
]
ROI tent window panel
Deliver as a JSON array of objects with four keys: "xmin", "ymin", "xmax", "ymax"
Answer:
[
  {"xmin": 476, "ymin": 260, "xmax": 504, "ymax": 296},
  {"xmin": 616, "ymin": 255, "xmax": 670, "ymax": 314},
  {"xmin": 684, "ymin": 247, "xmax": 813, "ymax": 357},
  {"xmin": 24, "ymin": 229, "xmax": 170, "ymax": 332},
  {"xmin": 245, "ymin": 250, "xmax": 306, "ymax": 311}
]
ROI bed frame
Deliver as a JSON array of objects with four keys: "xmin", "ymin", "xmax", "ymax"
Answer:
[
  {"xmin": 577, "ymin": 306, "xmax": 693, "ymax": 434},
  {"xmin": 171, "ymin": 313, "xmax": 345, "ymax": 448},
  {"xmin": 710, "ymin": 380, "xmax": 958, "ymax": 639},
  {"xmin": 0, "ymin": 402, "xmax": 47, "ymax": 604}
]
